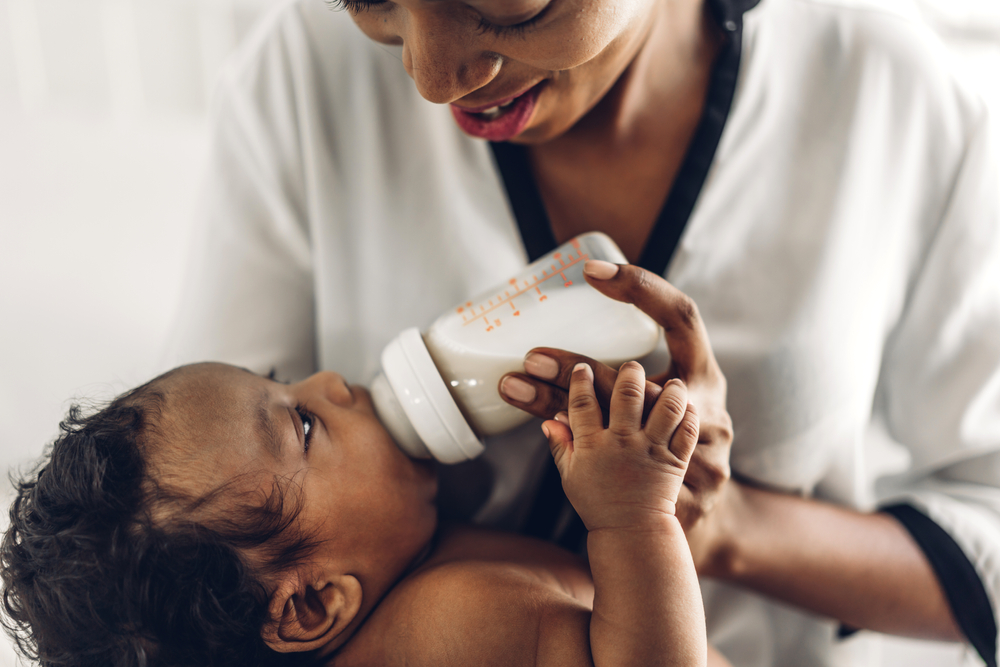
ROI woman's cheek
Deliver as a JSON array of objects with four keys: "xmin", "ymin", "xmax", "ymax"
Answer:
[
  {"xmin": 508, "ymin": 0, "xmax": 649, "ymax": 72},
  {"xmin": 350, "ymin": 11, "xmax": 403, "ymax": 46}
]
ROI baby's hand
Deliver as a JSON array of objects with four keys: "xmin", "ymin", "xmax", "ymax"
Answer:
[{"xmin": 543, "ymin": 362, "xmax": 698, "ymax": 532}]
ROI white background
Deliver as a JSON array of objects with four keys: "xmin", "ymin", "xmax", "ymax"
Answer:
[{"xmin": 0, "ymin": 0, "xmax": 998, "ymax": 665}]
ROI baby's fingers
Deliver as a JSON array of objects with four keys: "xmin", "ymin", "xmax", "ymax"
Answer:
[
  {"xmin": 670, "ymin": 405, "xmax": 700, "ymax": 467},
  {"xmin": 608, "ymin": 361, "xmax": 646, "ymax": 435},
  {"xmin": 644, "ymin": 379, "xmax": 690, "ymax": 446},
  {"xmin": 567, "ymin": 363, "xmax": 604, "ymax": 440},
  {"xmin": 542, "ymin": 420, "xmax": 574, "ymax": 478}
]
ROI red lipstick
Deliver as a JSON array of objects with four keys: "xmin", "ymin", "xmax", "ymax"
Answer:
[{"xmin": 450, "ymin": 82, "xmax": 545, "ymax": 142}]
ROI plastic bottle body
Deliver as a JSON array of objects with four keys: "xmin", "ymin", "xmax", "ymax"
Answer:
[{"xmin": 371, "ymin": 232, "xmax": 661, "ymax": 463}]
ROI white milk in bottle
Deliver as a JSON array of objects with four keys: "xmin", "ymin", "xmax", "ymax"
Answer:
[{"xmin": 371, "ymin": 232, "xmax": 661, "ymax": 463}]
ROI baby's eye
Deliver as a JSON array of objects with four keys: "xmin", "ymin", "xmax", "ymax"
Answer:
[{"xmin": 296, "ymin": 405, "xmax": 316, "ymax": 452}]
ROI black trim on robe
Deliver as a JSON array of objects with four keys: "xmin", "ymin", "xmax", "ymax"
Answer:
[
  {"xmin": 882, "ymin": 504, "xmax": 997, "ymax": 667},
  {"xmin": 491, "ymin": 3, "xmax": 999, "ymax": 662},
  {"xmin": 492, "ymin": 0, "xmax": 759, "ymax": 549},
  {"xmin": 489, "ymin": 142, "xmax": 557, "ymax": 263}
]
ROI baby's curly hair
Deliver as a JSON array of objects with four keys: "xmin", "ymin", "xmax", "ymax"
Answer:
[{"xmin": 1, "ymin": 373, "xmax": 318, "ymax": 667}]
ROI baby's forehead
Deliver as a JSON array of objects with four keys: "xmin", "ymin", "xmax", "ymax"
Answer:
[{"xmin": 152, "ymin": 363, "xmax": 271, "ymax": 479}]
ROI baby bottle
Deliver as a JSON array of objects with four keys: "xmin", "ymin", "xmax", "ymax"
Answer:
[{"xmin": 370, "ymin": 232, "xmax": 661, "ymax": 463}]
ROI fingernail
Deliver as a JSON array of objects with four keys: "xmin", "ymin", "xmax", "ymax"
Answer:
[
  {"xmin": 500, "ymin": 376, "xmax": 536, "ymax": 403},
  {"xmin": 555, "ymin": 411, "xmax": 569, "ymax": 425},
  {"xmin": 573, "ymin": 362, "xmax": 593, "ymax": 381},
  {"xmin": 583, "ymin": 260, "xmax": 620, "ymax": 280},
  {"xmin": 541, "ymin": 423, "xmax": 550, "ymax": 438},
  {"xmin": 524, "ymin": 352, "xmax": 559, "ymax": 380}
]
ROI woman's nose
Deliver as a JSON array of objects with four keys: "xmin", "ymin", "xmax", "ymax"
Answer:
[{"xmin": 401, "ymin": 12, "xmax": 501, "ymax": 104}]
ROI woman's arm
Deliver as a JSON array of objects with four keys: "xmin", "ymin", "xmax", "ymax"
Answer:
[
  {"xmin": 703, "ymin": 482, "xmax": 962, "ymax": 640},
  {"xmin": 500, "ymin": 263, "xmax": 978, "ymax": 643}
]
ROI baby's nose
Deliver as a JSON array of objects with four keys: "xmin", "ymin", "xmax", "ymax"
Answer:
[{"xmin": 303, "ymin": 371, "xmax": 353, "ymax": 405}]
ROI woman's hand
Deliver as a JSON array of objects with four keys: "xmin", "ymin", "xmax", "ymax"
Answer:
[{"xmin": 499, "ymin": 262, "xmax": 733, "ymax": 536}]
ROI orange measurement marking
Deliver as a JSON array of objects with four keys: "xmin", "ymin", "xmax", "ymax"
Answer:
[
  {"xmin": 461, "ymin": 252, "xmax": 591, "ymax": 325},
  {"xmin": 571, "ymin": 238, "xmax": 581, "ymax": 249}
]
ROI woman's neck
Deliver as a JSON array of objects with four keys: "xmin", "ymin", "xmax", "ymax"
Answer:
[
  {"xmin": 570, "ymin": 0, "xmax": 724, "ymax": 146},
  {"xmin": 526, "ymin": 0, "xmax": 726, "ymax": 262}
]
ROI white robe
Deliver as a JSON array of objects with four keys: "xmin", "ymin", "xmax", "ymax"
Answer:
[{"xmin": 164, "ymin": 0, "xmax": 1000, "ymax": 664}]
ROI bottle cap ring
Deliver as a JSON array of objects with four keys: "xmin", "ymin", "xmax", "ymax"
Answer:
[{"xmin": 380, "ymin": 327, "xmax": 485, "ymax": 464}]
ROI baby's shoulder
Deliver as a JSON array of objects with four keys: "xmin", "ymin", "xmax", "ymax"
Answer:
[
  {"xmin": 336, "ymin": 530, "xmax": 593, "ymax": 667},
  {"xmin": 395, "ymin": 560, "xmax": 589, "ymax": 667}
]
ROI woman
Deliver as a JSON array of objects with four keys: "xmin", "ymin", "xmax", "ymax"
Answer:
[{"xmin": 165, "ymin": 0, "xmax": 1000, "ymax": 664}]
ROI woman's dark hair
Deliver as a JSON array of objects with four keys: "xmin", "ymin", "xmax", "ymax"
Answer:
[{"xmin": 0, "ymin": 372, "xmax": 318, "ymax": 667}]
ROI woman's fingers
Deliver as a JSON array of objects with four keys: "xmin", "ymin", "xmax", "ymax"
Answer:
[
  {"xmin": 608, "ymin": 361, "xmax": 646, "ymax": 435},
  {"xmin": 583, "ymin": 262, "xmax": 714, "ymax": 379},
  {"xmin": 581, "ymin": 263, "xmax": 733, "ymax": 531},
  {"xmin": 499, "ymin": 348, "xmax": 663, "ymax": 419},
  {"xmin": 567, "ymin": 363, "xmax": 604, "ymax": 440}
]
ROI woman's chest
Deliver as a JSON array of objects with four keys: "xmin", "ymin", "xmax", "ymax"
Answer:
[{"xmin": 665, "ymin": 188, "xmax": 924, "ymax": 498}]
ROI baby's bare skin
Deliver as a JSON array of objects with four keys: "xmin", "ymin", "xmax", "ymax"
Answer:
[
  {"xmin": 335, "ymin": 523, "xmax": 731, "ymax": 667},
  {"xmin": 333, "ymin": 365, "xmax": 732, "ymax": 667},
  {"xmin": 152, "ymin": 363, "xmax": 728, "ymax": 667},
  {"xmin": 332, "ymin": 524, "xmax": 593, "ymax": 666}
]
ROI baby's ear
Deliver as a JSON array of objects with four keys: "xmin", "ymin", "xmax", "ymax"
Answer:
[{"xmin": 262, "ymin": 572, "xmax": 363, "ymax": 653}]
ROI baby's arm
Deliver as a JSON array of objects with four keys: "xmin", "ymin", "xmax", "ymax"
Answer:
[{"xmin": 542, "ymin": 362, "xmax": 708, "ymax": 667}]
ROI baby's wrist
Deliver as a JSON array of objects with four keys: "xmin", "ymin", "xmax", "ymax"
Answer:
[
  {"xmin": 585, "ymin": 509, "xmax": 682, "ymax": 538},
  {"xmin": 574, "ymin": 492, "xmax": 680, "ymax": 533}
]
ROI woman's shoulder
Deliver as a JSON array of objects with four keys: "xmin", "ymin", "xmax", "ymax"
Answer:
[{"xmin": 750, "ymin": 0, "xmax": 981, "ymax": 114}]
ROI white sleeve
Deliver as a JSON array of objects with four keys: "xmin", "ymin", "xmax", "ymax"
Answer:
[
  {"xmin": 877, "ymin": 105, "xmax": 1000, "ymax": 663},
  {"xmin": 161, "ymin": 19, "xmax": 317, "ymax": 381}
]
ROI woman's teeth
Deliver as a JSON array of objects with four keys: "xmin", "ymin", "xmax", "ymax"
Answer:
[{"xmin": 478, "ymin": 98, "xmax": 516, "ymax": 120}]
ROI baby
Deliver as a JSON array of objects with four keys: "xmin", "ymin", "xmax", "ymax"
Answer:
[{"xmin": 1, "ymin": 361, "xmax": 729, "ymax": 667}]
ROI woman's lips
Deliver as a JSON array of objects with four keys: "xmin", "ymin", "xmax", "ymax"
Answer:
[{"xmin": 450, "ymin": 82, "xmax": 544, "ymax": 142}]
